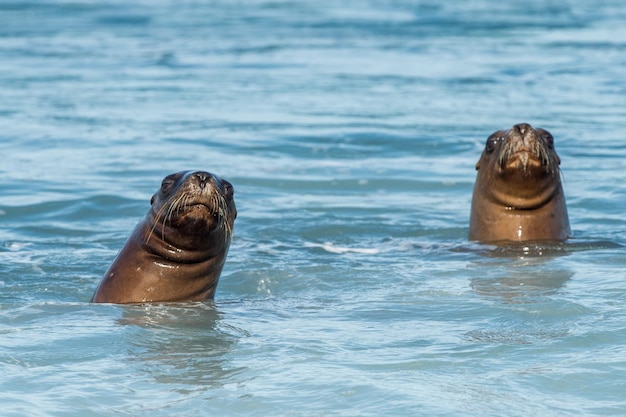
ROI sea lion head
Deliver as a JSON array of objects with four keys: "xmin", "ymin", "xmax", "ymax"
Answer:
[
  {"xmin": 475, "ymin": 123, "xmax": 562, "ymax": 209},
  {"xmin": 147, "ymin": 170, "xmax": 237, "ymax": 252},
  {"xmin": 91, "ymin": 170, "xmax": 237, "ymax": 304}
]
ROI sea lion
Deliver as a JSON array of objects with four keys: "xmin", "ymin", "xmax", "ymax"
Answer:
[
  {"xmin": 91, "ymin": 170, "xmax": 237, "ymax": 303},
  {"xmin": 468, "ymin": 123, "xmax": 570, "ymax": 243}
]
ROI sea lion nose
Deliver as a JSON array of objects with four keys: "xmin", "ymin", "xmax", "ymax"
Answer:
[
  {"xmin": 193, "ymin": 172, "xmax": 212, "ymax": 189},
  {"xmin": 514, "ymin": 123, "xmax": 533, "ymax": 136}
]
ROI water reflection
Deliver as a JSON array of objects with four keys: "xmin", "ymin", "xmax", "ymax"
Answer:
[
  {"xmin": 464, "ymin": 239, "xmax": 620, "ymax": 300},
  {"xmin": 118, "ymin": 302, "xmax": 248, "ymax": 388},
  {"xmin": 458, "ymin": 239, "xmax": 622, "ymax": 258},
  {"xmin": 465, "ymin": 245, "xmax": 578, "ymax": 345},
  {"xmin": 470, "ymin": 265, "xmax": 574, "ymax": 301}
]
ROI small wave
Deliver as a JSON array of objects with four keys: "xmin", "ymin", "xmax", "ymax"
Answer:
[{"xmin": 304, "ymin": 241, "xmax": 380, "ymax": 255}]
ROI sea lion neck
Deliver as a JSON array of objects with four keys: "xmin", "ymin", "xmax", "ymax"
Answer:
[
  {"xmin": 142, "ymin": 219, "xmax": 227, "ymax": 263},
  {"xmin": 486, "ymin": 175, "xmax": 561, "ymax": 211}
]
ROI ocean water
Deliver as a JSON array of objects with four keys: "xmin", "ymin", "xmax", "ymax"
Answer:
[{"xmin": 2, "ymin": 0, "xmax": 626, "ymax": 415}]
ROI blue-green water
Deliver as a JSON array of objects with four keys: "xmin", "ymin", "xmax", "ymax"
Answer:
[{"xmin": 2, "ymin": 1, "xmax": 626, "ymax": 416}]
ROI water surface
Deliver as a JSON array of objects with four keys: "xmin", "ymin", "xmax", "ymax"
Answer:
[{"xmin": 2, "ymin": 1, "xmax": 626, "ymax": 416}]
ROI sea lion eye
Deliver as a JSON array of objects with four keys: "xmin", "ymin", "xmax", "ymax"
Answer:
[
  {"xmin": 485, "ymin": 135, "xmax": 501, "ymax": 154},
  {"xmin": 222, "ymin": 181, "xmax": 234, "ymax": 199},
  {"xmin": 543, "ymin": 133, "xmax": 554, "ymax": 149},
  {"xmin": 161, "ymin": 176, "xmax": 176, "ymax": 192}
]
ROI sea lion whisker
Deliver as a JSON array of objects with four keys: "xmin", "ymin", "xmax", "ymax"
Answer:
[
  {"xmin": 169, "ymin": 195, "xmax": 182, "ymax": 217},
  {"xmin": 161, "ymin": 194, "xmax": 184, "ymax": 240},
  {"xmin": 152, "ymin": 193, "xmax": 180, "ymax": 243},
  {"xmin": 212, "ymin": 195, "xmax": 222, "ymax": 226},
  {"xmin": 147, "ymin": 198, "xmax": 173, "ymax": 244},
  {"xmin": 181, "ymin": 194, "xmax": 190, "ymax": 214},
  {"xmin": 215, "ymin": 195, "xmax": 223, "ymax": 217},
  {"xmin": 216, "ymin": 193, "xmax": 233, "ymax": 238}
]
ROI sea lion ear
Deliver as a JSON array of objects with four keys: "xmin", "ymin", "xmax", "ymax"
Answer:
[
  {"xmin": 475, "ymin": 161, "xmax": 481, "ymax": 171},
  {"xmin": 150, "ymin": 194, "xmax": 156, "ymax": 205}
]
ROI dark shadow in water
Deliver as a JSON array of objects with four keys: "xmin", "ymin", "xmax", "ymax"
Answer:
[
  {"xmin": 116, "ymin": 301, "xmax": 249, "ymax": 388},
  {"xmin": 460, "ymin": 238, "xmax": 621, "ymax": 300},
  {"xmin": 464, "ymin": 326, "xmax": 571, "ymax": 345},
  {"xmin": 454, "ymin": 238, "xmax": 622, "ymax": 258}
]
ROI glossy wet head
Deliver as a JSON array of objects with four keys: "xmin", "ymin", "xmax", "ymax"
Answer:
[
  {"xmin": 149, "ymin": 170, "xmax": 237, "ymax": 237},
  {"xmin": 478, "ymin": 123, "xmax": 560, "ymax": 177}
]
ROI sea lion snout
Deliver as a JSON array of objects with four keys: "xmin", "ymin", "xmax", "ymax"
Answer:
[
  {"xmin": 171, "ymin": 171, "xmax": 236, "ymax": 233},
  {"xmin": 186, "ymin": 171, "xmax": 233, "ymax": 197},
  {"xmin": 184, "ymin": 171, "xmax": 218, "ymax": 191},
  {"xmin": 507, "ymin": 123, "xmax": 539, "ymax": 150},
  {"xmin": 498, "ymin": 123, "xmax": 555, "ymax": 172}
]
